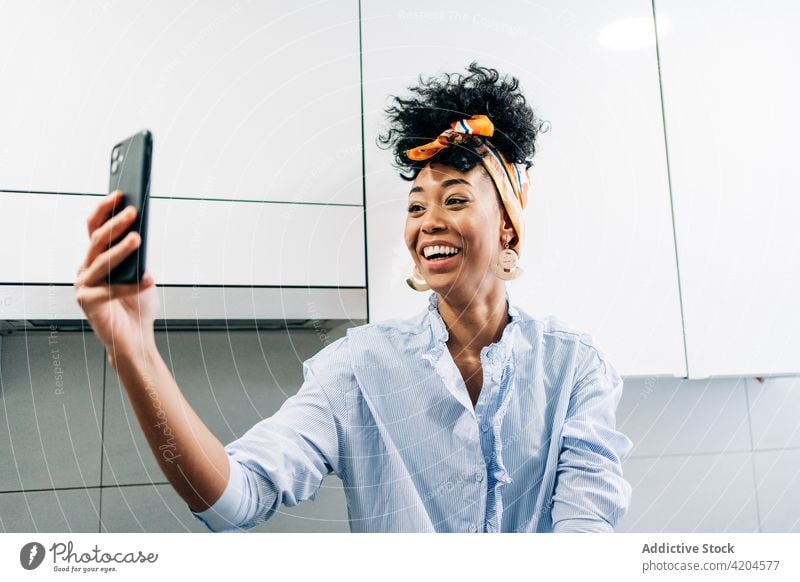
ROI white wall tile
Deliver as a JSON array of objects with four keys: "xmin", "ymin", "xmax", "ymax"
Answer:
[
  {"xmin": 618, "ymin": 453, "xmax": 759, "ymax": 532},
  {"xmin": 618, "ymin": 376, "xmax": 751, "ymax": 457},
  {"xmin": 0, "ymin": 331, "xmax": 104, "ymax": 491},
  {"xmin": 0, "ymin": 488, "xmax": 99, "ymax": 533},
  {"xmin": 747, "ymin": 376, "xmax": 800, "ymax": 450},
  {"xmin": 754, "ymin": 449, "xmax": 800, "ymax": 532},
  {"xmin": 101, "ymin": 484, "xmax": 202, "ymax": 533}
]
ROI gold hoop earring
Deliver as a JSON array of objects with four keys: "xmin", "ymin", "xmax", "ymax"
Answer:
[
  {"xmin": 406, "ymin": 264, "xmax": 430, "ymax": 291},
  {"xmin": 492, "ymin": 242, "xmax": 524, "ymax": 281}
]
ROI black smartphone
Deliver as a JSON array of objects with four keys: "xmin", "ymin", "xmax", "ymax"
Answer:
[{"xmin": 107, "ymin": 130, "xmax": 152, "ymax": 284}]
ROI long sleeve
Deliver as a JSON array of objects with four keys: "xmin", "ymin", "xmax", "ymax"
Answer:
[
  {"xmin": 190, "ymin": 337, "xmax": 350, "ymax": 532},
  {"xmin": 550, "ymin": 341, "xmax": 633, "ymax": 533}
]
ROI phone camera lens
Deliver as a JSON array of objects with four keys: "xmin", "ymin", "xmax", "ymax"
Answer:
[
  {"xmin": 112, "ymin": 147, "xmax": 120, "ymax": 160},
  {"xmin": 111, "ymin": 160, "xmax": 119, "ymax": 174}
]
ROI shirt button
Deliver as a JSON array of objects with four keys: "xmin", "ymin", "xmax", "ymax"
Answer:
[
  {"xmin": 476, "ymin": 472, "xmax": 484, "ymax": 482},
  {"xmin": 468, "ymin": 524, "xmax": 478, "ymax": 533},
  {"xmin": 480, "ymin": 422, "xmax": 489, "ymax": 432}
]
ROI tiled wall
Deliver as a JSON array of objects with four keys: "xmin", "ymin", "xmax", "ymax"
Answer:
[
  {"xmin": 1, "ymin": 331, "xmax": 797, "ymax": 532},
  {"xmin": 617, "ymin": 376, "xmax": 799, "ymax": 532},
  {"xmin": 0, "ymin": 328, "xmax": 350, "ymax": 533}
]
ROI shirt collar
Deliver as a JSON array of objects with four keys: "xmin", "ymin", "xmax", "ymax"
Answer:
[{"xmin": 426, "ymin": 288, "xmax": 521, "ymax": 356}]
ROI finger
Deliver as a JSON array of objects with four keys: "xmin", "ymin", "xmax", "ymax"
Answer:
[
  {"xmin": 75, "ymin": 275, "xmax": 155, "ymax": 306},
  {"xmin": 86, "ymin": 190, "xmax": 125, "ymax": 237},
  {"xmin": 77, "ymin": 231, "xmax": 141, "ymax": 287},
  {"xmin": 86, "ymin": 204, "xmax": 138, "ymax": 266},
  {"xmin": 74, "ymin": 264, "xmax": 153, "ymax": 290}
]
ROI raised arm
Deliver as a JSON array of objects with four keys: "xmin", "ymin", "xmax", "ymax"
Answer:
[{"xmin": 74, "ymin": 191, "xmax": 229, "ymax": 512}]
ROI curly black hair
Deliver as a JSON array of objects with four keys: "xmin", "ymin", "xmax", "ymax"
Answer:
[{"xmin": 377, "ymin": 62, "xmax": 541, "ymax": 182}]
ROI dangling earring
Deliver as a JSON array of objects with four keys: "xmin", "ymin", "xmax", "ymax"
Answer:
[
  {"xmin": 406, "ymin": 264, "xmax": 430, "ymax": 291},
  {"xmin": 492, "ymin": 242, "xmax": 524, "ymax": 280}
]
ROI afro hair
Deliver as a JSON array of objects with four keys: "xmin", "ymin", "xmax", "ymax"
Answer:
[{"xmin": 377, "ymin": 62, "xmax": 541, "ymax": 181}]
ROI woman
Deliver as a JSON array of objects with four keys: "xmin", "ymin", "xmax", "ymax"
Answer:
[{"xmin": 74, "ymin": 63, "xmax": 632, "ymax": 533}]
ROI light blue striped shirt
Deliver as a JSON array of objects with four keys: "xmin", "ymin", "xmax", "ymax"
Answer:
[{"xmin": 191, "ymin": 289, "xmax": 633, "ymax": 533}]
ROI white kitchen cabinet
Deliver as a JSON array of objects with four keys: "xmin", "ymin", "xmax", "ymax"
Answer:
[
  {"xmin": 0, "ymin": 192, "xmax": 366, "ymax": 320},
  {"xmin": 656, "ymin": 0, "xmax": 800, "ymax": 377},
  {"xmin": 0, "ymin": 1, "xmax": 362, "ymax": 205}
]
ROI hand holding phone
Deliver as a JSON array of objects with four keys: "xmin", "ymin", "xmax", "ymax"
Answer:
[{"xmin": 73, "ymin": 130, "xmax": 158, "ymax": 364}]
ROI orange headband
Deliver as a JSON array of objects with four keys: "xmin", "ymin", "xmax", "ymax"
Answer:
[{"xmin": 405, "ymin": 114, "xmax": 530, "ymax": 255}]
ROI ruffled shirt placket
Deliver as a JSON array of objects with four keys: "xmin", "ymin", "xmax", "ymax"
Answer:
[{"xmin": 422, "ymin": 291, "xmax": 521, "ymax": 533}]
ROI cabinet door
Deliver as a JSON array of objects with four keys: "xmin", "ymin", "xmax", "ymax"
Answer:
[
  {"xmin": 0, "ymin": 192, "xmax": 366, "ymax": 320},
  {"xmin": 0, "ymin": 193, "xmax": 365, "ymax": 286},
  {"xmin": 0, "ymin": 1, "xmax": 361, "ymax": 205},
  {"xmin": 362, "ymin": 0, "xmax": 685, "ymax": 376},
  {"xmin": 147, "ymin": 198, "xmax": 365, "ymax": 287},
  {"xmin": 657, "ymin": 0, "xmax": 800, "ymax": 377}
]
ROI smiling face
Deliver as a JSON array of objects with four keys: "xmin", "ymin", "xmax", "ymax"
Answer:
[{"xmin": 405, "ymin": 161, "xmax": 516, "ymax": 298}]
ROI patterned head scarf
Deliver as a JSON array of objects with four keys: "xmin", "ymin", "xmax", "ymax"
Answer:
[{"xmin": 405, "ymin": 114, "xmax": 530, "ymax": 256}]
